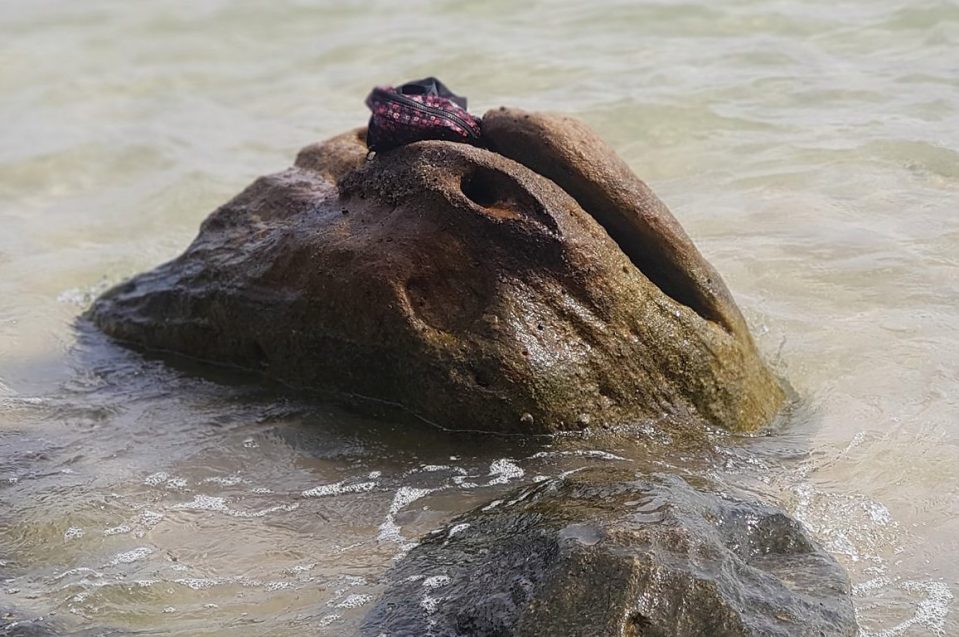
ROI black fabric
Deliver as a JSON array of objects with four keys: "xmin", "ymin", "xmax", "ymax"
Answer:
[{"xmin": 397, "ymin": 76, "xmax": 468, "ymax": 109}]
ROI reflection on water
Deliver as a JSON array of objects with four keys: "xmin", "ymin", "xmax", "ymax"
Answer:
[{"xmin": 2, "ymin": 0, "xmax": 958, "ymax": 635}]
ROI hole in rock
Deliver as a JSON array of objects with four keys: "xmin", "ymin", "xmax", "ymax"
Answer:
[
  {"xmin": 472, "ymin": 367, "xmax": 492, "ymax": 388},
  {"xmin": 461, "ymin": 168, "xmax": 516, "ymax": 214},
  {"xmin": 460, "ymin": 168, "xmax": 557, "ymax": 232},
  {"xmin": 625, "ymin": 611, "xmax": 665, "ymax": 637}
]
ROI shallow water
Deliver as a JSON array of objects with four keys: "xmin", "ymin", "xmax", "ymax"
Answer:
[{"xmin": 1, "ymin": 0, "xmax": 957, "ymax": 635}]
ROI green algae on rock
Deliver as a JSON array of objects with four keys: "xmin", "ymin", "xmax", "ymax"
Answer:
[{"xmin": 87, "ymin": 112, "xmax": 784, "ymax": 433}]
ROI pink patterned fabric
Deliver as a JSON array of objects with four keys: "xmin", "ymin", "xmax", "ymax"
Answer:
[{"xmin": 365, "ymin": 86, "xmax": 483, "ymax": 152}]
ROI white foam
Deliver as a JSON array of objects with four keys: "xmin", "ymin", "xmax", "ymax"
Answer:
[
  {"xmin": 528, "ymin": 449, "xmax": 627, "ymax": 461},
  {"xmin": 487, "ymin": 458, "xmax": 524, "ymax": 485},
  {"xmin": 447, "ymin": 523, "xmax": 470, "ymax": 539},
  {"xmin": 335, "ymin": 593, "xmax": 372, "ymax": 609},
  {"xmin": 481, "ymin": 499, "xmax": 503, "ymax": 512},
  {"xmin": 423, "ymin": 575, "xmax": 451, "ymax": 589},
  {"xmin": 175, "ymin": 578, "xmax": 218, "ymax": 590},
  {"xmin": 229, "ymin": 502, "xmax": 299, "ymax": 518},
  {"xmin": 53, "ymin": 567, "xmax": 103, "ymax": 581},
  {"xmin": 144, "ymin": 472, "xmax": 187, "ymax": 489},
  {"xmin": 202, "ymin": 475, "xmax": 245, "ymax": 486},
  {"xmin": 64, "ymin": 527, "xmax": 84, "ymax": 540},
  {"xmin": 284, "ymin": 563, "xmax": 316, "ymax": 575},
  {"xmin": 133, "ymin": 510, "xmax": 164, "ymax": 538},
  {"xmin": 421, "ymin": 594, "xmax": 441, "ymax": 615},
  {"xmin": 109, "ymin": 547, "xmax": 153, "ymax": 565},
  {"xmin": 302, "ymin": 480, "xmax": 377, "ymax": 498},
  {"xmin": 139, "ymin": 510, "xmax": 163, "ymax": 527},
  {"xmin": 173, "ymin": 495, "xmax": 228, "ymax": 511},
  {"xmin": 318, "ymin": 614, "xmax": 341, "ymax": 627},
  {"xmin": 389, "ymin": 487, "xmax": 433, "ymax": 515},
  {"xmin": 265, "ymin": 581, "xmax": 292, "ymax": 591},
  {"xmin": 56, "ymin": 281, "xmax": 111, "ymax": 307},
  {"xmin": 144, "ymin": 472, "xmax": 169, "ymax": 486},
  {"xmin": 334, "ymin": 540, "xmax": 366, "ymax": 553},
  {"xmin": 854, "ymin": 575, "xmax": 892, "ymax": 595},
  {"xmin": 865, "ymin": 580, "xmax": 954, "ymax": 637},
  {"xmin": 170, "ymin": 493, "xmax": 297, "ymax": 518},
  {"xmin": 331, "ymin": 574, "xmax": 366, "ymax": 595},
  {"xmin": 103, "ymin": 524, "xmax": 131, "ymax": 536},
  {"xmin": 842, "ymin": 431, "xmax": 867, "ymax": 455},
  {"xmin": 4, "ymin": 395, "xmax": 45, "ymax": 406},
  {"xmin": 452, "ymin": 474, "xmax": 480, "ymax": 489},
  {"xmin": 378, "ymin": 487, "xmax": 434, "ymax": 544},
  {"xmin": 868, "ymin": 502, "xmax": 892, "ymax": 526}
]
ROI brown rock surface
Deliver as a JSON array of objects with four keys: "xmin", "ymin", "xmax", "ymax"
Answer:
[
  {"xmin": 483, "ymin": 107, "xmax": 747, "ymax": 337},
  {"xmin": 87, "ymin": 111, "xmax": 784, "ymax": 433}
]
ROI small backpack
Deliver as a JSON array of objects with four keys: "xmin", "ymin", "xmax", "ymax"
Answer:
[{"xmin": 365, "ymin": 77, "xmax": 483, "ymax": 153}]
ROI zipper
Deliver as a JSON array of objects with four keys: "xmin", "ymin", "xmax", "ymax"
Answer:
[{"xmin": 372, "ymin": 88, "xmax": 481, "ymax": 140}]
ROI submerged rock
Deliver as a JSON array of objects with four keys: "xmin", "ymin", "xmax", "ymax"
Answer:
[
  {"xmin": 361, "ymin": 468, "xmax": 858, "ymax": 637},
  {"xmin": 87, "ymin": 110, "xmax": 783, "ymax": 433},
  {"xmin": 0, "ymin": 613, "xmax": 109, "ymax": 637},
  {"xmin": 0, "ymin": 622, "xmax": 54, "ymax": 637}
]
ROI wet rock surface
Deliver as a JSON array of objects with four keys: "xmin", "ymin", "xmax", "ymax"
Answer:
[
  {"xmin": 1, "ymin": 604, "xmax": 115, "ymax": 637},
  {"xmin": 87, "ymin": 111, "xmax": 783, "ymax": 433},
  {"xmin": 0, "ymin": 622, "xmax": 54, "ymax": 637},
  {"xmin": 361, "ymin": 467, "xmax": 858, "ymax": 637},
  {"xmin": 0, "ymin": 613, "xmax": 106, "ymax": 637}
]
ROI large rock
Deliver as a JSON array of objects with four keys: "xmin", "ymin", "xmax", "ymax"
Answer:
[
  {"xmin": 87, "ymin": 110, "xmax": 783, "ymax": 433},
  {"xmin": 361, "ymin": 468, "xmax": 858, "ymax": 637}
]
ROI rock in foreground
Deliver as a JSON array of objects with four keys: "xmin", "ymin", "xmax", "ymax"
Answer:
[
  {"xmin": 88, "ymin": 109, "xmax": 783, "ymax": 433},
  {"xmin": 362, "ymin": 468, "xmax": 858, "ymax": 637}
]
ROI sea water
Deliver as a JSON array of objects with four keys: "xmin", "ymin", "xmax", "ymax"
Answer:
[{"xmin": 1, "ymin": 1, "xmax": 958, "ymax": 634}]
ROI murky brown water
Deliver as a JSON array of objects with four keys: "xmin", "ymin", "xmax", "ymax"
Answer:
[{"xmin": 2, "ymin": 1, "xmax": 958, "ymax": 635}]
